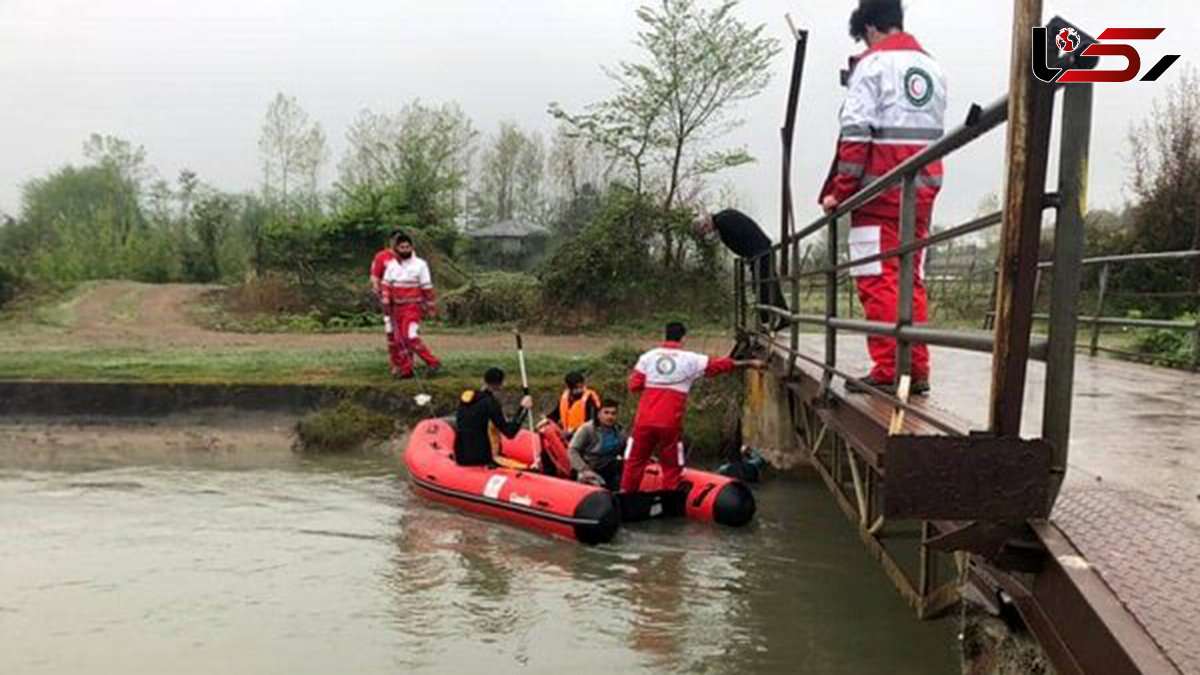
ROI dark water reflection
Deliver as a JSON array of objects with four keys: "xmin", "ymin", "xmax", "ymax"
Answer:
[{"xmin": 0, "ymin": 453, "xmax": 957, "ymax": 674}]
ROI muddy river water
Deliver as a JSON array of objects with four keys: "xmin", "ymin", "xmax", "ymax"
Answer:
[{"xmin": 0, "ymin": 447, "xmax": 958, "ymax": 674}]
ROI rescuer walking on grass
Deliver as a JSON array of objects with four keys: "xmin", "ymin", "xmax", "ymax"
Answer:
[
  {"xmin": 819, "ymin": 0, "xmax": 946, "ymax": 396},
  {"xmin": 370, "ymin": 230, "xmax": 402, "ymax": 371},
  {"xmin": 372, "ymin": 232, "xmax": 441, "ymax": 379},
  {"xmin": 620, "ymin": 322, "xmax": 763, "ymax": 493}
]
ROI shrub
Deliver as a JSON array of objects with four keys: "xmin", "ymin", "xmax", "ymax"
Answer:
[
  {"xmin": 442, "ymin": 272, "xmax": 540, "ymax": 325},
  {"xmin": 536, "ymin": 190, "xmax": 729, "ymax": 328},
  {"xmin": 224, "ymin": 274, "xmax": 314, "ymax": 316},
  {"xmin": 1132, "ymin": 312, "xmax": 1197, "ymax": 367},
  {"xmin": 294, "ymin": 400, "xmax": 394, "ymax": 453},
  {"xmin": 0, "ymin": 263, "xmax": 21, "ymax": 308}
]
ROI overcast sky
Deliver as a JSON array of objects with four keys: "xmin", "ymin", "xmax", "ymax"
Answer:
[{"xmin": 1, "ymin": 0, "xmax": 1196, "ymax": 235}]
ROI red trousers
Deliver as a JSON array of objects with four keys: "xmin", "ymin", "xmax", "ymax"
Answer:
[
  {"xmin": 851, "ymin": 214, "xmax": 930, "ymax": 382},
  {"xmin": 385, "ymin": 304, "xmax": 439, "ymax": 375},
  {"xmin": 620, "ymin": 425, "xmax": 684, "ymax": 493}
]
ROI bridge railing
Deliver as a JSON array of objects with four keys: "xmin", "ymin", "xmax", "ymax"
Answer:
[
  {"xmin": 1022, "ymin": 250, "xmax": 1200, "ymax": 371},
  {"xmin": 734, "ymin": 77, "xmax": 1097, "ymax": 507}
]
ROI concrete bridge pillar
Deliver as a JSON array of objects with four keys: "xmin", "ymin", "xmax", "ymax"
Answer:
[{"xmin": 741, "ymin": 368, "xmax": 807, "ymax": 471}]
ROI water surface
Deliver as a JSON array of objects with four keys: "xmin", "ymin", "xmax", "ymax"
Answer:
[{"xmin": 0, "ymin": 451, "xmax": 958, "ymax": 674}]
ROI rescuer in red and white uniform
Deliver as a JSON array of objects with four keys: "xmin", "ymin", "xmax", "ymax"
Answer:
[
  {"xmin": 620, "ymin": 322, "xmax": 763, "ymax": 493},
  {"xmin": 820, "ymin": 0, "xmax": 946, "ymax": 395},
  {"xmin": 369, "ymin": 232, "xmax": 440, "ymax": 378},
  {"xmin": 370, "ymin": 231, "xmax": 401, "ymax": 369}
]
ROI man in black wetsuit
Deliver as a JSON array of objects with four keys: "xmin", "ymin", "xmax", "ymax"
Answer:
[
  {"xmin": 694, "ymin": 209, "xmax": 790, "ymax": 330},
  {"xmin": 454, "ymin": 367, "xmax": 534, "ymax": 466}
]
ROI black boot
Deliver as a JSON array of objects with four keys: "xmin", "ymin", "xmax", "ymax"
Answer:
[{"xmin": 844, "ymin": 375, "xmax": 895, "ymax": 394}]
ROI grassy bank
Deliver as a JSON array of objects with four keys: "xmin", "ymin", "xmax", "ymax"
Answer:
[
  {"xmin": 0, "ymin": 346, "xmax": 611, "ymax": 386},
  {"xmin": 0, "ymin": 344, "xmax": 741, "ymax": 462}
]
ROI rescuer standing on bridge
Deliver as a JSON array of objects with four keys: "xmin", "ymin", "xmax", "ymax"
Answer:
[{"xmin": 820, "ymin": 0, "xmax": 946, "ymax": 395}]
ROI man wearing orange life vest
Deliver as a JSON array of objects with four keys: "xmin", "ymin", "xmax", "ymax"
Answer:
[
  {"xmin": 541, "ymin": 371, "xmax": 601, "ymax": 438},
  {"xmin": 620, "ymin": 322, "xmax": 763, "ymax": 494},
  {"xmin": 820, "ymin": 0, "xmax": 946, "ymax": 396},
  {"xmin": 369, "ymin": 231, "xmax": 440, "ymax": 379}
]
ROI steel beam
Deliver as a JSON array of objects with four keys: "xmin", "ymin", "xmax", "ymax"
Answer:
[
  {"xmin": 986, "ymin": 523, "xmax": 1181, "ymax": 675},
  {"xmin": 779, "ymin": 26, "xmax": 808, "ymax": 263},
  {"xmin": 896, "ymin": 175, "xmax": 918, "ymax": 379},
  {"xmin": 1042, "ymin": 83, "xmax": 1092, "ymax": 506},
  {"xmin": 990, "ymin": 0, "xmax": 1056, "ymax": 436}
]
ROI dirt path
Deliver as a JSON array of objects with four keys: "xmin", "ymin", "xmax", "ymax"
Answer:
[{"xmin": 2, "ymin": 282, "xmax": 730, "ymax": 356}]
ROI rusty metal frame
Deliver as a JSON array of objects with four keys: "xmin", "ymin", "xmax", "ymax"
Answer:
[
  {"xmin": 971, "ymin": 522, "xmax": 1181, "ymax": 675},
  {"xmin": 777, "ymin": 349, "xmax": 961, "ymax": 618}
]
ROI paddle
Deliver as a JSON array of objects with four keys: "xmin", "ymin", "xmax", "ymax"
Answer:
[{"xmin": 514, "ymin": 330, "xmax": 541, "ymax": 470}]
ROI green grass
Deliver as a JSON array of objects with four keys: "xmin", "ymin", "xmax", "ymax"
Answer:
[
  {"xmin": 0, "ymin": 340, "xmax": 741, "ymax": 460},
  {"xmin": 0, "ymin": 346, "xmax": 626, "ymax": 386},
  {"xmin": 0, "ymin": 281, "xmax": 88, "ymax": 329}
]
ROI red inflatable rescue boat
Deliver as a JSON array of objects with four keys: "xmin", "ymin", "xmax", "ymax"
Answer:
[
  {"xmin": 522, "ymin": 422, "xmax": 756, "ymax": 527},
  {"xmin": 403, "ymin": 419, "xmax": 620, "ymax": 544}
]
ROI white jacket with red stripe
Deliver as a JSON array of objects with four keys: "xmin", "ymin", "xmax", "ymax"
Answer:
[
  {"xmin": 628, "ymin": 342, "xmax": 734, "ymax": 430},
  {"xmin": 820, "ymin": 32, "xmax": 947, "ymax": 223},
  {"xmin": 376, "ymin": 254, "xmax": 436, "ymax": 308}
]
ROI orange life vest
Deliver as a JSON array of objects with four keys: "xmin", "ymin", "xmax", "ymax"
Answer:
[{"xmin": 558, "ymin": 388, "xmax": 601, "ymax": 433}]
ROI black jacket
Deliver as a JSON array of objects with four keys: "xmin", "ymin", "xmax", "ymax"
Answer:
[
  {"xmin": 454, "ymin": 389, "xmax": 527, "ymax": 466},
  {"xmin": 712, "ymin": 209, "xmax": 773, "ymax": 258}
]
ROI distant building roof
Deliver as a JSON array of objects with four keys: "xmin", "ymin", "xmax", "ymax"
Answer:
[{"xmin": 469, "ymin": 219, "xmax": 550, "ymax": 239}]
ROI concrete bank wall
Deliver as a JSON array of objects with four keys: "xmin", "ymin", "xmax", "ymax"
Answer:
[
  {"xmin": 741, "ymin": 368, "xmax": 808, "ymax": 470},
  {"xmin": 0, "ymin": 380, "xmax": 411, "ymax": 418}
]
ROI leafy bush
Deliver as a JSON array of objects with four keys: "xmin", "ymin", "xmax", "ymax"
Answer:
[
  {"xmin": 0, "ymin": 263, "xmax": 21, "ymax": 308},
  {"xmin": 536, "ymin": 190, "xmax": 729, "ymax": 327},
  {"xmin": 225, "ymin": 274, "xmax": 313, "ymax": 316},
  {"xmin": 212, "ymin": 273, "xmax": 381, "ymax": 332},
  {"xmin": 294, "ymin": 400, "xmax": 394, "ymax": 453},
  {"xmin": 442, "ymin": 272, "xmax": 540, "ymax": 325},
  {"xmin": 1132, "ymin": 312, "xmax": 1197, "ymax": 366}
]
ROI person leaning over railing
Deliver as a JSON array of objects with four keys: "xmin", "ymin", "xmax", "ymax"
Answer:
[
  {"xmin": 692, "ymin": 209, "xmax": 790, "ymax": 332},
  {"xmin": 819, "ymin": 0, "xmax": 947, "ymax": 396}
]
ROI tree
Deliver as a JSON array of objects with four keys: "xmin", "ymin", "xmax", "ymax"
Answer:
[
  {"xmin": 13, "ymin": 163, "xmax": 145, "ymax": 280},
  {"xmin": 83, "ymin": 134, "xmax": 151, "ymax": 191},
  {"xmin": 258, "ymin": 93, "xmax": 328, "ymax": 215},
  {"xmin": 1128, "ymin": 68, "xmax": 1200, "ymax": 294},
  {"xmin": 187, "ymin": 192, "xmax": 235, "ymax": 282},
  {"xmin": 337, "ymin": 100, "xmax": 477, "ymax": 227},
  {"xmin": 81, "ymin": 133, "xmax": 150, "ymax": 248},
  {"xmin": 547, "ymin": 124, "xmax": 611, "ymax": 201},
  {"xmin": 549, "ymin": 82, "xmax": 665, "ymax": 199},
  {"xmin": 635, "ymin": 0, "xmax": 778, "ymax": 209},
  {"xmin": 472, "ymin": 122, "xmax": 546, "ymax": 224},
  {"xmin": 550, "ymin": 0, "xmax": 777, "ymax": 210},
  {"xmin": 546, "ymin": 126, "xmax": 611, "ymax": 234}
]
